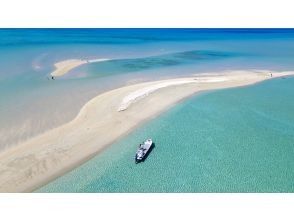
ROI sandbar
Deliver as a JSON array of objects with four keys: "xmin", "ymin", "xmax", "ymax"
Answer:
[
  {"xmin": 0, "ymin": 70, "xmax": 292, "ymax": 192},
  {"xmin": 50, "ymin": 58, "xmax": 109, "ymax": 77}
]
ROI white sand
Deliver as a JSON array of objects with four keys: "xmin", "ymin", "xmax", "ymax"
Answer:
[
  {"xmin": 118, "ymin": 76, "xmax": 231, "ymax": 111},
  {"xmin": 118, "ymin": 79, "xmax": 200, "ymax": 111},
  {"xmin": 0, "ymin": 70, "xmax": 293, "ymax": 192},
  {"xmin": 50, "ymin": 58, "xmax": 109, "ymax": 77}
]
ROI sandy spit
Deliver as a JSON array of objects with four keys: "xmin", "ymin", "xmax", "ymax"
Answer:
[
  {"xmin": 0, "ymin": 70, "xmax": 293, "ymax": 192},
  {"xmin": 50, "ymin": 58, "xmax": 109, "ymax": 77}
]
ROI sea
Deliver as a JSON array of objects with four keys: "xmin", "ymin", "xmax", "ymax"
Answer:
[
  {"xmin": 0, "ymin": 29, "xmax": 294, "ymax": 192},
  {"xmin": 38, "ymin": 76, "xmax": 294, "ymax": 192}
]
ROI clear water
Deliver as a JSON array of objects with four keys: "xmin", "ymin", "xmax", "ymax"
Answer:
[
  {"xmin": 1, "ymin": 29, "xmax": 294, "ymax": 192},
  {"xmin": 38, "ymin": 76, "xmax": 294, "ymax": 193},
  {"xmin": 68, "ymin": 50, "xmax": 237, "ymax": 79}
]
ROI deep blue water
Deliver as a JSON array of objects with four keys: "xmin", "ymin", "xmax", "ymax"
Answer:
[{"xmin": 2, "ymin": 28, "xmax": 294, "ymax": 46}]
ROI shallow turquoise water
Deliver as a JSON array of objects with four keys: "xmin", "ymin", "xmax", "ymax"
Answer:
[
  {"xmin": 38, "ymin": 77, "xmax": 294, "ymax": 193},
  {"xmin": 3, "ymin": 29, "xmax": 294, "ymax": 148},
  {"xmin": 2, "ymin": 29, "xmax": 294, "ymax": 191}
]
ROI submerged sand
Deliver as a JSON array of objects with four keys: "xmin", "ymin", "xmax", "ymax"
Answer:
[{"xmin": 0, "ymin": 70, "xmax": 292, "ymax": 192}]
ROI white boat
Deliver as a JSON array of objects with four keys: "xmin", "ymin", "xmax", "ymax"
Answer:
[{"xmin": 135, "ymin": 139, "xmax": 153, "ymax": 163}]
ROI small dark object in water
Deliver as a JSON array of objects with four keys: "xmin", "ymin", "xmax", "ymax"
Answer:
[{"xmin": 51, "ymin": 76, "xmax": 55, "ymax": 80}]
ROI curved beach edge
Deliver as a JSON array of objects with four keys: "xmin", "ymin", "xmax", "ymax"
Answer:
[{"xmin": 0, "ymin": 70, "xmax": 293, "ymax": 192}]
